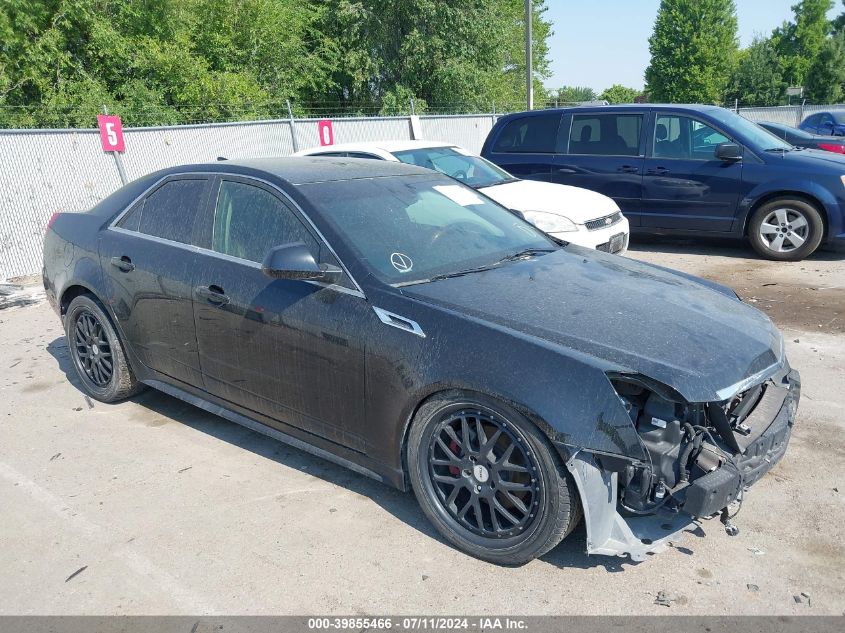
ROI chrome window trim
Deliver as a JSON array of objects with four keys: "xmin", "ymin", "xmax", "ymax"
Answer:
[
  {"xmin": 109, "ymin": 227, "xmax": 365, "ymax": 298},
  {"xmin": 372, "ymin": 306, "xmax": 425, "ymax": 338},
  {"xmin": 106, "ymin": 170, "xmax": 366, "ymax": 298}
]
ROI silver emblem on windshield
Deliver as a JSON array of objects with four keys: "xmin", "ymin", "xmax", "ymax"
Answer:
[{"xmin": 390, "ymin": 252, "xmax": 413, "ymax": 273}]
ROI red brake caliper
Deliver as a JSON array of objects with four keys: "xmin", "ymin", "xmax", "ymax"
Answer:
[{"xmin": 449, "ymin": 440, "xmax": 461, "ymax": 475}]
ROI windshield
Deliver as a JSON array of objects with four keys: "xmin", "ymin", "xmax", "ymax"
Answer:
[
  {"xmin": 298, "ymin": 175, "xmax": 556, "ymax": 284},
  {"xmin": 392, "ymin": 146, "xmax": 515, "ymax": 188},
  {"xmin": 707, "ymin": 109, "xmax": 793, "ymax": 150}
]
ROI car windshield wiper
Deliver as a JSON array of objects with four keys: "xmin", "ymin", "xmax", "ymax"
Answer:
[
  {"xmin": 764, "ymin": 147, "xmax": 793, "ymax": 152},
  {"xmin": 394, "ymin": 249, "xmax": 556, "ymax": 287},
  {"xmin": 494, "ymin": 247, "xmax": 557, "ymax": 264},
  {"xmin": 393, "ymin": 264, "xmax": 498, "ymax": 287}
]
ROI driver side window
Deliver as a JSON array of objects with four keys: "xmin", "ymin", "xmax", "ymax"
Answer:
[
  {"xmin": 212, "ymin": 180, "xmax": 319, "ymax": 264},
  {"xmin": 653, "ymin": 115, "xmax": 729, "ymax": 160}
]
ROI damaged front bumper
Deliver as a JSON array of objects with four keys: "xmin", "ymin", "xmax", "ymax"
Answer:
[{"xmin": 559, "ymin": 366, "xmax": 800, "ymax": 560}]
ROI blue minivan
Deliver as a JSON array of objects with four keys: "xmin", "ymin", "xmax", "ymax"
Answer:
[{"xmin": 481, "ymin": 104, "xmax": 845, "ymax": 260}]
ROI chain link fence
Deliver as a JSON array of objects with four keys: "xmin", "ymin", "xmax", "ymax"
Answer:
[
  {"xmin": 0, "ymin": 112, "xmax": 499, "ymax": 278},
  {"xmin": 4, "ymin": 100, "xmax": 845, "ymax": 279}
]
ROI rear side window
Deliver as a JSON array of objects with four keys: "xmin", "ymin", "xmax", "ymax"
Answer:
[
  {"xmin": 212, "ymin": 180, "xmax": 318, "ymax": 263},
  {"xmin": 116, "ymin": 179, "xmax": 206, "ymax": 244},
  {"xmin": 491, "ymin": 114, "xmax": 561, "ymax": 153},
  {"xmin": 569, "ymin": 114, "xmax": 642, "ymax": 156}
]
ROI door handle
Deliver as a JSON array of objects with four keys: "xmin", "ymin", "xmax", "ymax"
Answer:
[
  {"xmin": 617, "ymin": 165, "xmax": 639, "ymax": 174},
  {"xmin": 196, "ymin": 284, "xmax": 229, "ymax": 305},
  {"xmin": 110, "ymin": 256, "xmax": 135, "ymax": 272},
  {"xmin": 646, "ymin": 167, "xmax": 670, "ymax": 176}
]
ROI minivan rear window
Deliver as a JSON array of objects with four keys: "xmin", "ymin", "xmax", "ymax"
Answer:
[
  {"xmin": 569, "ymin": 114, "xmax": 643, "ymax": 156},
  {"xmin": 491, "ymin": 114, "xmax": 561, "ymax": 153}
]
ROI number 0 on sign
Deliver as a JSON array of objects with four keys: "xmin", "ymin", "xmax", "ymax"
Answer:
[
  {"xmin": 317, "ymin": 120, "xmax": 334, "ymax": 146},
  {"xmin": 97, "ymin": 115, "xmax": 125, "ymax": 153}
]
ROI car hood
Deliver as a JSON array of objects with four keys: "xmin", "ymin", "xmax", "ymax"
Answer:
[
  {"xmin": 768, "ymin": 146, "xmax": 845, "ymax": 169},
  {"xmin": 480, "ymin": 179, "xmax": 620, "ymax": 223},
  {"xmin": 402, "ymin": 247, "xmax": 783, "ymax": 403}
]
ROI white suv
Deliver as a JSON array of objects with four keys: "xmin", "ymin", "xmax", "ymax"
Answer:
[{"xmin": 293, "ymin": 140, "xmax": 630, "ymax": 254}]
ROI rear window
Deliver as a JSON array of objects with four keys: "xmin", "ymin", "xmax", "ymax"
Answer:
[
  {"xmin": 569, "ymin": 114, "xmax": 643, "ymax": 156},
  {"xmin": 491, "ymin": 114, "xmax": 561, "ymax": 153},
  {"xmin": 118, "ymin": 179, "xmax": 207, "ymax": 245}
]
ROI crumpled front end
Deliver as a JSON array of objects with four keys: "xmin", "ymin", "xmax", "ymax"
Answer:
[{"xmin": 560, "ymin": 362, "xmax": 800, "ymax": 560}]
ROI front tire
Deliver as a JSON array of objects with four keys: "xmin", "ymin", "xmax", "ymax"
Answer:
[
  {"xmin": 408, "ymin": 391, "xmax": 580, "ymax": 565},
  {"xmin": 64, "ymin": 294, "xmax": 144, "ymax": 402},
  {"xmin": 748, "ymin": 198, "xmax": 823, "ymax": 261}
]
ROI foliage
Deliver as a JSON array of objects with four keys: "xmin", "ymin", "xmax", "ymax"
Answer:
[
  {"xmin": 0, "ymin": 0, "xmax": 553, "ymax": 127},
  {"xmin": 645, "ymin": 0, "xmax": 739, "ymax": 104},
  {"xmin": 599, "ymin": 84, "xmax": 642, "ymax": 104},
  {"xmin": 548, "ymin": 86, "xmax": 597, "ymax": 104},
  {"xmin": 772, "ymin": 0, "xmax": 834, "ymax": 88},
  {"xmin": 804, "ymin": 30, "xmax": 845, "ymax": 102},
  {"xmin": 726, "ymin": 37, "xmax": 785, "ymax": 106}
]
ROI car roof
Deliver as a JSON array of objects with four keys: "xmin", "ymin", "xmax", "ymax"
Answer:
[
  {"xmin": 759, "ymin": 121, "xmax": 789, "ymax": 129},
  {"xmin": 498, "ymin": 104, "xmax": 724, "ymax": 119},
  {"xmin": 297, "ymin": 139, "xmax": 454, "ymax": 155},
  {"xmin": 215, "ymin": 156, "xmax": 433, "ymax": 184}
]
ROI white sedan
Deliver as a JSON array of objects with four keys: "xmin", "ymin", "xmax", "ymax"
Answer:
[{"xmin": 293, "ymin": 140, "xmax": 630, "ymax": 254}]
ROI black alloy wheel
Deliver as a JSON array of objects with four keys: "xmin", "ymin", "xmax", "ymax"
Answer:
[
  {"xmin": 73, "ymin": 309, "xmax": 114, "ymax": 387},
  {"xmin": 64, "ymin": 294, "xmax": 144, "ymax": 402},
  {"xmin": 408, "ymin": 391, "xmax": 581, "ymax": 565},
  {"xmin": 428, "ymin": 408, "xmax": 540, "ymax": 538}
]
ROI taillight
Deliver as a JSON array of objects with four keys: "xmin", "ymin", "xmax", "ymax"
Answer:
[
  {"xmin": 818, "ymin": 143, "xmax": 845, "ymax": 154},
  {"xmin": 46, "ymin": 212, "xmax": 61, "ymax": 230}
]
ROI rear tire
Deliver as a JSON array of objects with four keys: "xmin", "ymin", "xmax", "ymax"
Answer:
[
  {"xmin": 64, "ymin": 294, "xmax": 144, "ymax": 402},
  {"xmin": 748, "ymin": 198, "xmax": 823, "ymax": 261},
  {"xmin": 408, "ymin": 391, "xmax": 580, "ymax": 566}
]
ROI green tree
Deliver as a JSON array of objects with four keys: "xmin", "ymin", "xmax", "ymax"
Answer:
[
  {"xmin": 599, "ymin": 84, "xmax": 641, "ymax": 104},
  {"xmin": 772, "ymin": 0, "xmax": 834, "ymax": 88},
  {"xmin": 726, "ymin": 36, "xmax": 785, "ymax": 106},
  {"xmin": 804, "ymin": 30, "xmax": 845, "ymax": 102},
  {"xmin": 316, "ymin": 0, "xmax": 552, "ymax": 112},
  {"xmin": 549, "ymin": 86, "xmax": 597, "ymax": 104},
  {"xmin": 645, "ymin": 0, "xmax": 739, "ymax": 103},
  {"xmin": 0, "ymin": 0, "xmax": 555, "ymax": 127},
  {"xmin": 834, "ymin": 0, "xmax": 845, "ymax": 32}
]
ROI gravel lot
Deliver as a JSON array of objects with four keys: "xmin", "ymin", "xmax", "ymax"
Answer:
[{"xmin": 1, "ymin": 237, "xmax": 843, "ymax": 616}]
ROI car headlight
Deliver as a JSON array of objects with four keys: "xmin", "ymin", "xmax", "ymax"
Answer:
[
  {"xmin": 840, "ymin": 175, "xmax": 845, "ymax": 188},
  {"xmin": 521, "ymin": 210, "xmax": 578, "ymax": 233}
]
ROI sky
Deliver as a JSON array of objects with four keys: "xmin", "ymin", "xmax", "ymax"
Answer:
[{"xmin": 543, "ymin": 0, "xmax": 843, "ymax": 92}]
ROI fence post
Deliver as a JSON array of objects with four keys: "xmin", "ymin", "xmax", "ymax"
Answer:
[
  {"xmin": 102, "ymin": 105, "xmax": 128, "ymax": 185},
  {"xmin": 798, "ymin": 99, "xmax": 805, "ymax": 127},
  {"xmin": 286, "ymin": 99, "xmax": 300, "ymax": 153}
]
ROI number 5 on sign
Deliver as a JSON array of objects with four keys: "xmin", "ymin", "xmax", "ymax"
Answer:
[{"xmin": 97, "ymin": 114, "xmax": 125, "ymax": 152}]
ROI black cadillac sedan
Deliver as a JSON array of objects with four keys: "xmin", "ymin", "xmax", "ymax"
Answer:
[{"xmin": 43, "ymin": 157, "xmax": 800, "ymax": 565}]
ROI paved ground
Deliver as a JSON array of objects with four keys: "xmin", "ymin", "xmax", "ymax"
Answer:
[{"xmin": 0, "ymin": 237, "xmax": 843, "ymax": 615}]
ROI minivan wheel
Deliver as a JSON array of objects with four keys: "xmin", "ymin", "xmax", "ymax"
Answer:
[
  {"xmin": 408, "ymin": 391, "xmax": 580, "ymax": 566},
  {"xmin": 64, "ymin": 294, "xmax": 144, "ymax": 402},
  {"xmin": 748, "ymin": 198, "xmax": 823, "ymax": 261}
]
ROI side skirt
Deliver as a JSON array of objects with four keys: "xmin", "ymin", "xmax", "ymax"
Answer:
[{"xmin": 143, "ymin": 378, "xmax": 405, "ymax": 490}]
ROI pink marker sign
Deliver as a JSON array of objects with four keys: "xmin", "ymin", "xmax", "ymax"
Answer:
[
  {"xmin": 97, "ymin": 115, "xmax": 125, "ymax": 153},
  {"xmin": 317, "ymin": 119, "xmax": 334, "ymax": 146}
]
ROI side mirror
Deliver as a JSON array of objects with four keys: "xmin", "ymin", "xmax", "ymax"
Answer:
[
  {"xmin": 261, "ymin": 242, "xmax": 342, "ymax": 284},
  {"xmin": 715, "ymin": 142, "xmax": 743, "ymax": 162}
]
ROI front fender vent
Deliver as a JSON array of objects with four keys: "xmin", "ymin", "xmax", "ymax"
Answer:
[{"xmin": 372, "ymin": 306, "xmax": 426, "ymax": 338}]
